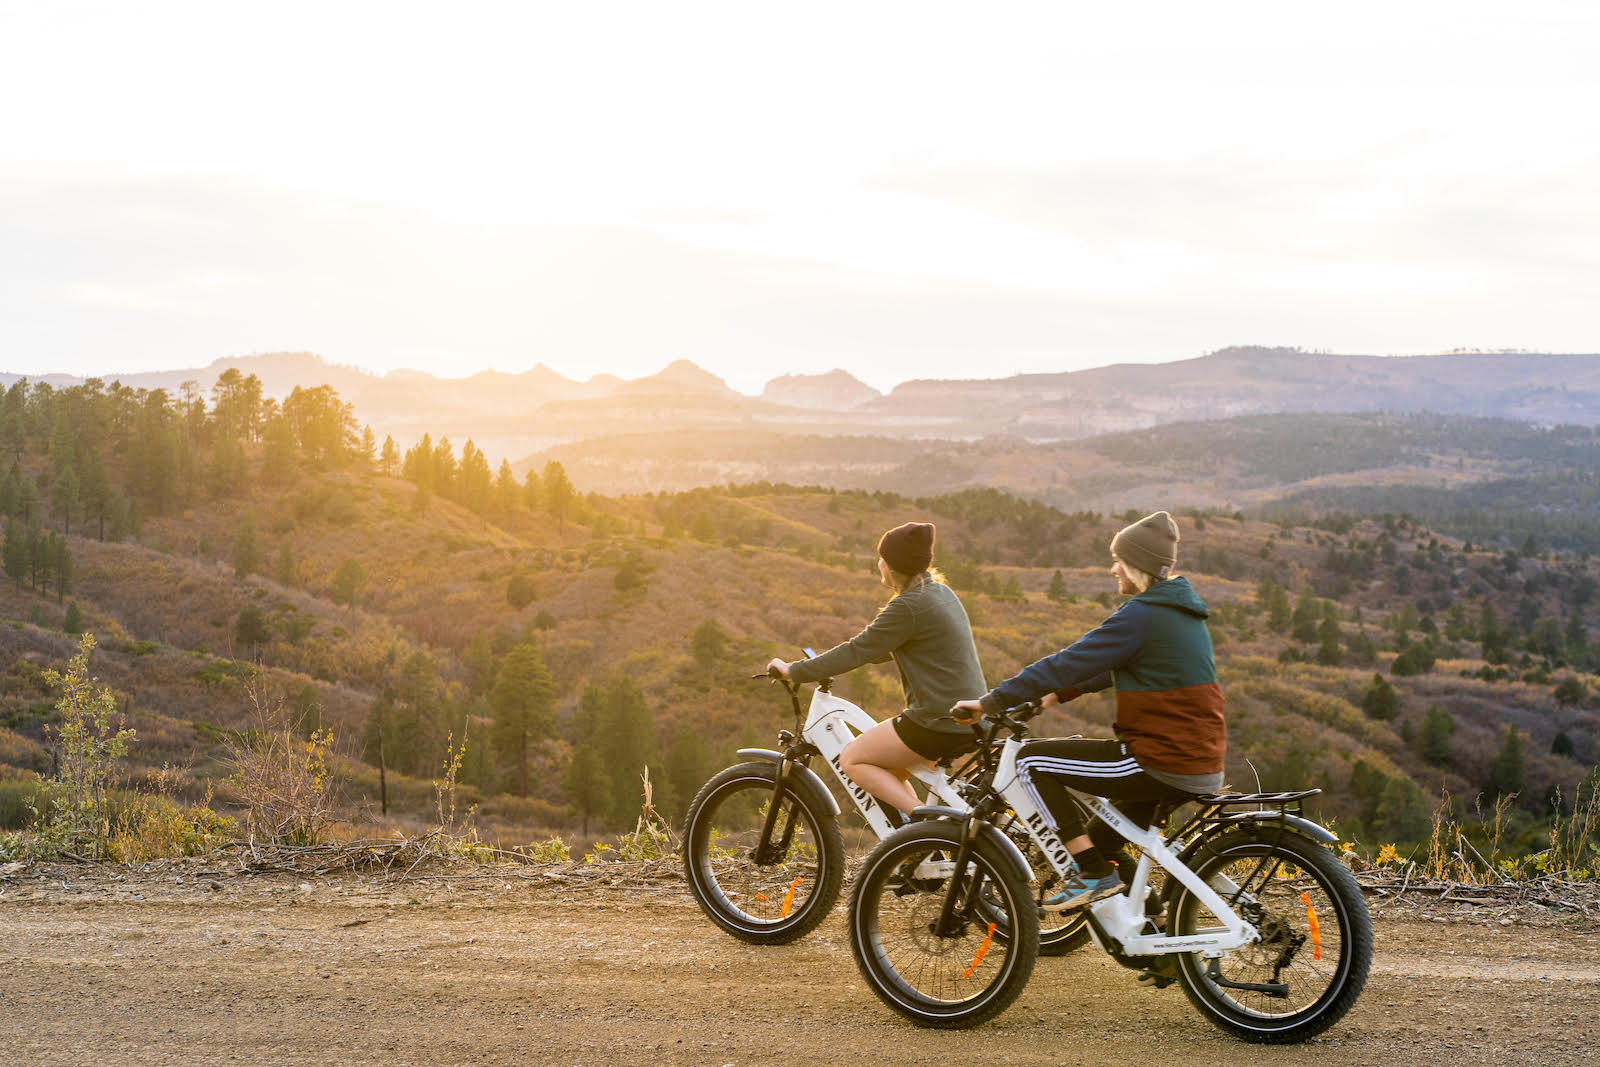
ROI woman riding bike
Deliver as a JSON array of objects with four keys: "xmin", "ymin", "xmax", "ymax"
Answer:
[
  {"xmin": 954, "ymin": 510, "xmax": 1225, "ymax": 910},
  {"xmin": 767, "ymin": 521, "xmax": 985, "ymax": 818}
]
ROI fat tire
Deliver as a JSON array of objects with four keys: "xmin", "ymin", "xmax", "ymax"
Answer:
[
  {"xmin": 848, "ymin": 820, "xmax": 1039, "ymax": 1029},
  {"xmin": 682, "ymin": 762, "xmax": 844, "ymax": 945},
  {"xmin": 1170, "ymin": 829, "xmax": 1372, "ymax": 1043}
]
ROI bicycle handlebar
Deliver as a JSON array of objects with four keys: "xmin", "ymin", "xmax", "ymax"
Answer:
[{"xmin": 982, "ymin": 699, "xmax": 1042, "ymax": 740}]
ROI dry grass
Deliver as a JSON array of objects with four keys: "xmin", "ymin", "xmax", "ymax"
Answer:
[{"xmin": 223, "ymin": 685, "xmax": 338, "ymax": 845}]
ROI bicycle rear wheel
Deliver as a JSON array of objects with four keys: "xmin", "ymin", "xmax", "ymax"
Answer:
[
  {"xmin": 682, "ymin": 762, "xmax": 844, "ymax": 945},
  {"xmin": 1169, "ymin": 829, "xmax": 1372, "ymax": 1043},
  {"xmin": 848, "ymin": 821, "xmax": 1038, "ymax": 1029},
  {"xmin": 974, "ymin": 836, "xmax": 1089, "ymax": 957}
]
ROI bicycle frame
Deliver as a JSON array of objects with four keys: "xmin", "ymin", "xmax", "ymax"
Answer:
[
  {"xmin": 989, "ymin": 734, "xmax": 1258, "ymax": 958},
  {"xmin": 800, "ymin": 686, "xmax": 971, "ymax": 835}
]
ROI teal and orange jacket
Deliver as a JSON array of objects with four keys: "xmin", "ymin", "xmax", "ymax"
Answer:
[{"xmin": 980, "ymin": 577, "xmax": 1225, "ymax": 776}]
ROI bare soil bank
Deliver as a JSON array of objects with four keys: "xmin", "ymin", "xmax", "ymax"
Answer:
[{"xmin": 2, "ymin": 860, "xmax": 1596, "ymax": 1067}]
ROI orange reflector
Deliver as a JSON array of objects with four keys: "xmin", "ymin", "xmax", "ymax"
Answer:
[
  {"xmin": 961, "ymin": 923, "xmax": 998, "ymax": 978},
  {"xmin": 1300, "ymin": 892, "xmax": 1322, "ymax": 960},
  {"xmin": 780, "ymin": 876, "xmax": 802, "ymax": 919}
]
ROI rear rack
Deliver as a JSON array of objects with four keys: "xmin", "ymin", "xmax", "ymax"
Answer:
[
  {"xmin": 1193, "ymin": 789, "xmax": 1321, "ymax": 806},
  {"xmin": 1161, "ymin": 788, "xmax": 1329, "ymax": 848}
]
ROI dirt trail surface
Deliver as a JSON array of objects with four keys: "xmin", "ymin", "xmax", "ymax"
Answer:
[{"xmin": 2, "ymin": 859, "xmax": 1597, "ymax": 1067}]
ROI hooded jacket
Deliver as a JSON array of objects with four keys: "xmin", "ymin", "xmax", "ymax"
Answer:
[{"xmin": 981, "ymin": 577, "xmax": 1225, "ymax": 777}]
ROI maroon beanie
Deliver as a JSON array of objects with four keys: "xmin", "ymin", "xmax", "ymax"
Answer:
[{"xmin": 878, "ymin": 522, "xmax": 935, "ymax": 575}]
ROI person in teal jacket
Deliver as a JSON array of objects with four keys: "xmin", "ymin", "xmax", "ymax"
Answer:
[{"xmin": 955, "ymin": 510, "xmax": 1226, "ymax": 910}]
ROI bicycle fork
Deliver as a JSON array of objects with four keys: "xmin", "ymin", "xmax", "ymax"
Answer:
[
  {"xmin": 754, "ymin": 756, "xmax": 805, "ymax": 865},
  {"xmin": 929, "ymin": 814, "xmax": 986, "ymax": 938}
]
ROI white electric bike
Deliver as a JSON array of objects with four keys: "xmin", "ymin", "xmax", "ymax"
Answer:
[
  {"xmin": 846, "ymin": 700, "xmax": 1372, "ymax": 1042},
  {"xmin": 682, "ymin": 658, "xmax": 1088, "ymax": 954}
]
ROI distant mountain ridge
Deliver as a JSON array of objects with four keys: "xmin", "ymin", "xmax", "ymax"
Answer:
[{"xmin": 6, "ymin": 346, "xmax": 1600, "ymax": 464}]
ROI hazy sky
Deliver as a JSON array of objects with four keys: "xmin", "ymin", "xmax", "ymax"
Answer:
[{"xmin": 2, "ymin": 1, "xmax": 1597, "ymax": 394}]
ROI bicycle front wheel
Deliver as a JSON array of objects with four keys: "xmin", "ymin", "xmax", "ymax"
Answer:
[
  {"xmin": 682, "ymin": 762, "xmax": 844, "ymax": 945},
  {"xmin": 1169, "ymin": 829, "xmax": 1372, "ymax": 1043},
  {"xmin": 848, "ymin": 820, "xmax": 1038, "ymax": 1029}
]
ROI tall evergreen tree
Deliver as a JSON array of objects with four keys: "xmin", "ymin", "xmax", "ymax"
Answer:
[
  {"xmin": 3, "ymin": 518, "xmax": 24, "ymax": 589},
  {"xmin": 489, "ymin": 642, "xmax": 556, "ymax": 796},
  {"xmin": 564, "ymin": 743, "xmax": 608, "ymax": 836},
  {"xmin": 691, "ymin": 619, "xmax": 728, "ymax": 689},
  {"xmin": 1417, "ymin": 704, "xmax": 1455, "ymax": 765},
  {"xmin": 1315, "ymin": 615, "xmax": 1343, "ymax": 666},
  {"xmin": 332, "ymin": 558, "xmax": 366, "ymax": 613},
  {"xmin": 542, "ymin": 461, "xmax": 574, "ymax": 529},
  {"xmin": 234, "ymin": 512, "xmax": 263, "ymax": 578},
  {"xmin": 1482, "ymin": 725, "xmax": 1526, "ymax": 802},
  {"xmin": 1361, "ymin": 673, "xmax": 1399, "ymax": 720},
  {"xmin": 613, "ymin": 674, "xmax": 659, "ymax": 822}
]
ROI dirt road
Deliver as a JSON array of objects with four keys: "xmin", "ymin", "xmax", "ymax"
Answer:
[{"xmin": 2, "ymin": 860, "xmax": 1596, "ymax": 1067}]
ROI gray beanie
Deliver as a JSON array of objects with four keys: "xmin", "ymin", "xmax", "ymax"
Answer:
[{"xmin": 1111, "ymin": 511, "xmax": 1179, "ymax": 579}]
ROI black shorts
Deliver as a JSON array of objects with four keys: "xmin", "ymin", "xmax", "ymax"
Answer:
[{"xmin": 892, "ymin": 714, "xmax": 979, "ymax": 762}]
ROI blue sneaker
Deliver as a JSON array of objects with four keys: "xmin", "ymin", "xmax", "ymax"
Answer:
[{"xmin": 1040, "ymin": 872, "xmax": 1123, "ymax": 912}]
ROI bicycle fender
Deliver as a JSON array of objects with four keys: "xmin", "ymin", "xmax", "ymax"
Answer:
[
  {"xmin": 1217, "ymin": 811, "xmax": 1337, "ymax": 846},
  {"xmin": 734, "ymin": 749, "xmax": 842, "ymax": 817},
  {"xmin": 1176, "ymin": 813, "xmax": 1338, "ymax": 873},
  {"xmin": 909, "ymin": 807, "xmax": 1033, "ymax": 887}
]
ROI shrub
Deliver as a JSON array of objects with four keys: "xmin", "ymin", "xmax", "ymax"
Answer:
[
  {"xmin": 1361, "ymin": 674, "xmax": 1399, "ymax": 721},
  {"xmin": 1391, "ymin": 641, "xmax": 1436, "ymax": 677},
  {"xmin": 1554, "ymin": 676, "xmax": 1589, "ymax": 706},
  {"xmin": 34, "ymin": 634, "xmax": 136, "ymax": 860},
  {"xmin": 109, "ymin": 777, "xmax": 235, "ymax": 861},
  {"xmin": 0, "ymin": 778, "xmax": 44, "ymax": 831},
  {"xmin": 225, "ymin": 688, "xmax": 338, "ymax": 845}
]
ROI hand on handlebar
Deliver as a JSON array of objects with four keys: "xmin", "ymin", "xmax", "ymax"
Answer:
[
  {"xmin": 950, "ymin": 699, "xmax": 984, "ymax": 725},
  {"xmin": 764, "ymin": 657, "xmax": 792, "ymax": 681}
]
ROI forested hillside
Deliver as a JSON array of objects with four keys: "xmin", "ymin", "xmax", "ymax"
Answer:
[
  {"xmin": 526, "ymin": 413, "xmax": 1600, "ymax": 554},
  {"xmin": 0, "ymin": 371, "xmax": 1596, "ymax": 861}
]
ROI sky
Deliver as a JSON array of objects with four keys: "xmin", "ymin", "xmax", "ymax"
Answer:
[{"xmin": 2, "ymin": 1, "xmax": 1597, "ymax": 395}]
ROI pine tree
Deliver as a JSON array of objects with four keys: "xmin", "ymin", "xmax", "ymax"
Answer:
[
  {"xmin": 1047, "ymin": 569, "xmax": 1069, "ymax": 605},
  {"xmin": 331, "ymin": 558, "xmax": 366, "ymax": 613},
  {"xmin": 235, "ymin": 605, "xmax": 270, "ymax": 653},
  {"xmin": 51, "ymin": 464, "xmax": 80, "ymax": 535},
  {"xmin": 691, "ymin": 619, "xmax": 728, "ymax": 689},
  {"xmin": 542, "ymin": 461, "xmax": 575, "ymax": 528},
  {"xmin": 234, "ymin": 512, "xmax": 263, "ymax": 578},
  {"xmin": 564, "ymin": 743, "xmax": 608, "ymax": 836},
  {"xmin": 1482, "ymin": 725, "xmax": 1526, "ymax": 802},
  {"xmin": 1375, "ymin": 777, "xmax": 1431, "ymax": 842},
  {"xmin": 63, "ymin": 601, "xmax": 84, "ymax": 635},
  {"xmin": 1361, "ymin": 673, "xmax": 1399, "ymax": 721},
  {"xmin": 463, "ymin": 630, "xmax": 497, "ymax": 698},
  {"xmin": 1417, "ymin": 704, "xmax": 1455, "ymax": 765},
  {"xmin": 490, "ymin": 642, "xmax": 556, "ymax": 796},
  {"xmin": 1263, "ymin": 582, "xmax": 1292, "ymax": 634},
  {"xmin": 494, "ymin": 460, "xmax": 521, "ymax": 514},
  {"xmin": 662, "ymin": 723, "xmax": 712, "ymax": 821},
  {"xmin": 292, "ymin": 684, "xmax": 323, "ymax": 738},
  {"xmin": 1291, "ymin": 588, "xmax": 1320, "ymax": 643},
  {"xmin": 3, "ymin": 518, "xmax": 25, "ymax": 589},
  {"xmin": 598, "ymin": 673, "xmax": 657, "ymax": 823},
  {"xmin": 275, "ymin": 542, "xmax": 297, "ymax": 587},
  {"xmin": 506, "ymin": 573, "xmax": 537, "ymax": 610},
  {"xmin": 1315, "ymin": 615, "xmax": 1343, "ymax": 666}
]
